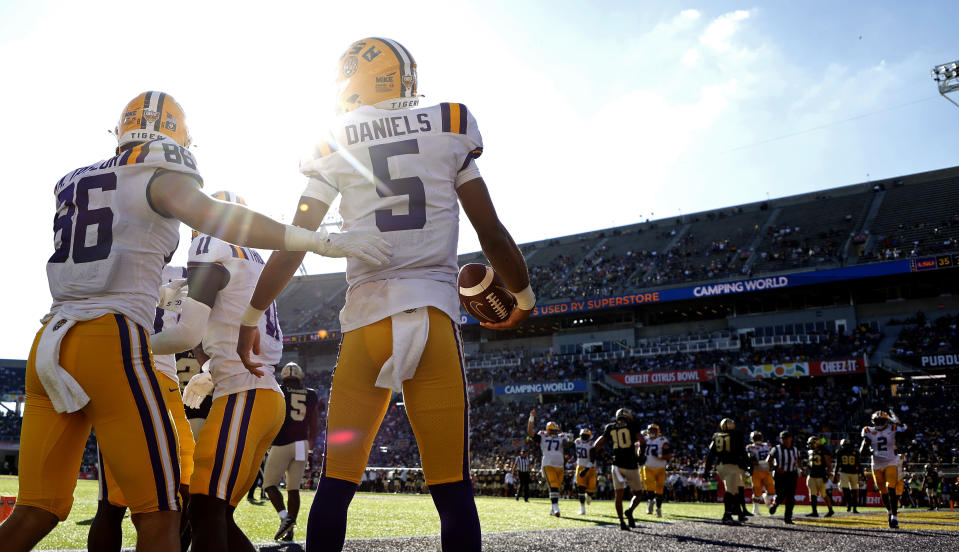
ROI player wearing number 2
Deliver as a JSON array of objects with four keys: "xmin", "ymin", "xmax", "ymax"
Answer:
[
  {"xmin": 264, "ymin": 362, "xmax": 321, "ymax": 542},
  {"xmin": 237, "ymin": 37, "xmax": 533, "ymax": 552},
  {"xmin": 861, "ymin": 410, "xmax": 908, "ymax": 528},
  {"xmin": 0, "ymin": 92, "xmax": 389, "ymax": 552}
]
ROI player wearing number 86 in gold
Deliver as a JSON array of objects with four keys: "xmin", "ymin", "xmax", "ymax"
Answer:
[
  {"xmin": 0, "ymin": 90, "xmax": 385, "ymax": 552},
  {"xmin": 237, "ymin": 37, "xmax": 534, "ymax": 552}
]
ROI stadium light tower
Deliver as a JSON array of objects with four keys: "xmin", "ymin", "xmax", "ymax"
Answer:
[{"xmin": 932, "ymin": 60, "xmax": 959, "ymax": 108}]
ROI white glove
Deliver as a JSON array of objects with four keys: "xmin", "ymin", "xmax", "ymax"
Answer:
[
  {"xmin": 158, "ymin": 279, "xmax": 188, "ymax": 312},
  {"xmin": 313, "ymin": 228, "xmax": 393, "ymax": 265},
  {"xmin": 182, "ymin": 371, "xmax": 214, "ymax": 409},
  {"xmin": 284, "ymin": 226, "xmax": 392, "ymax": 265}
]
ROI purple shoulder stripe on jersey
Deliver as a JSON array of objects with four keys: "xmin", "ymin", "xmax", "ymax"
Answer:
[
  {"xmin": 440, "ymin": 103, "xmax": 451, "ymax": 133},
  {"xmin": 457, "ymin": 103, "xmax": 468, "ymax": 135}
]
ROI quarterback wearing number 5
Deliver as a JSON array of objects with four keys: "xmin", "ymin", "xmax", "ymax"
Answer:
[{"xmin": 237, "ymin": 37, "xmax": 534, "ymax": 552}]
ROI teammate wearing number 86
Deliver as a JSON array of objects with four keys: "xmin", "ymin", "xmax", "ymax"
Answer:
[
  {"xmin": 0, "ymin": 91, "xmax": 385, "ymax": 552},
  {"xmin": 237, "ymin": 38, "xmax": 534, "ymax": 552}
]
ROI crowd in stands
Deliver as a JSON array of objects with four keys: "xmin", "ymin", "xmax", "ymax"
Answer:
[
  {"xmin": 891, "ymin": 312, "xmax": 959, "ymax": 361},
  {"xmin": 0, "ymin": 366, "xmax": 25, "ymax": 396},
  {"xmin": 863, "ymin": 214, "xmax": 959, "ymax": 262},
  {"xmin": 468, "ymin": 326, "xmax": 881, "ymax": 385}
]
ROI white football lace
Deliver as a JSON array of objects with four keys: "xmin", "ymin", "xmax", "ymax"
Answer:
[{"xmin": 487, "ymin": 293, "xmax": 507, "ymax": 319}]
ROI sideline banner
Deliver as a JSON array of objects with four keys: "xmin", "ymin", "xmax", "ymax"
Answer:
[
  {"xmin": 737, "ymin": 358, "xmax": 865, "ymax": 379},
  {"xmin": 467, "ymin": 382, "xmax": 490, "ymax": 396},
  {"xmin": 494, "ymin": 381, "xmax": 587, "ymax": 395},
  {"xmin": 460, "ymin": 260, "xmax": 914, "ymax": 325},
  {"xmin": 609, "ymin": 369, "xmax": 713, "ymax": 386}
]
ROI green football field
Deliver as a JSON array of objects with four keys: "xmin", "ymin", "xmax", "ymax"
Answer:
[{"xmin": 0, "ymin": 475, "xmax": 930, "ymax": 550}]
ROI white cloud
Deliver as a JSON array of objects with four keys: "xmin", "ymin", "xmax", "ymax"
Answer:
[{"xmin": 700, "ymin": 9, "xmax": 751, "ymax": 53}]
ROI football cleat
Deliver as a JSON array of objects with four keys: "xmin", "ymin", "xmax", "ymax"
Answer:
[
  {"xmin": 750, "ymin": 431, "xmax": 763, "ymax": 443},
  {"xmin": 336, "ymin": 37, "xmax": 419, "ymax": 113},
  {"xmin": 626, "ymin": 509, "xmax": 636, "ymax": 528},
  {"xmin": 646, "ymin": 424, "xmax": 660, "ymax": 438},
  {"xmin": 620, "ymin": 521, "xmax": 630, "ymax": 531},
  {"xmin": 720, "ymin": 418, "xmax": 736, "ymax": 431},
  {"xmin": 116, "ymin": 91, "xmax": 191, "ymax": 149},
  {"xmin": 646, "ymin": 500, "xmax": 653, "ymax": 515},
  {"xmin": 656, "ymin": 507, "xmax": 662, "ymax": 518},
  {"xmin": 281, "ymin": 361, "xmax": 304, "ymax": 381},
  {"xmin": 579, "ymin": 505, "xmax": 586, "ymax": 515},
  {"xmin": 274, "ymin": 516, "xmax": 296, "ymax": 541}
]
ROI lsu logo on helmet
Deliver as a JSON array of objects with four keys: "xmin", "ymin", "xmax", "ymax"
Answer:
[
  {"xmin": 116, "ymin": 91, "xmax": 191, "ymax": 149},
  {"xmin": 336, "ymin": 37, "xmax": 419, "ymax": 113},
  {"xmin": 545, "ymin": 421, "xmax": 560, "ymax": 435}
]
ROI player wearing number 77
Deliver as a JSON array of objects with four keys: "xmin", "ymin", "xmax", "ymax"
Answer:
[
  {"xmin": 236, "ymin": 37, "xmax": 534, "ymax": 552},
  {"xmin": 0, "ymin": 91, "xmax": 390, "ymax": 552},
  {"xmin": 526, "ymin": 410, "xmax": 571, "ymax": 517}
]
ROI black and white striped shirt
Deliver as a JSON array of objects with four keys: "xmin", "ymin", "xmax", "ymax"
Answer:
[
  {"xmin": 515, "ymin": 455, "xmax": 531, "ymax": 473},
  {"xmin": 767, "ymin": 445, "xmax": 802, "ymax": 473}
]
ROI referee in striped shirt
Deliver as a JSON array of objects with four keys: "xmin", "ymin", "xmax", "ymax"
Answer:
[
  {"xmin": 514, "ymin": 450, "xmax": 532, "ymax": 502},
  {"xmin": 767, "ymin": 430, "xmax": 802, "ymax": 525}
]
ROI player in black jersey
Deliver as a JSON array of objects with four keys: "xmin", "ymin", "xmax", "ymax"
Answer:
[
  {"xmin": 704, "ymin": 418, "xmax": 749, "ymax": 525},
  {"xmin": 263, "ymin": 363, "xmax": 321, "ymax": 541},
  {"xmin": 592, "ymin": 408, "xmax": 645, "ymax": 531},
  {"xmin": 833, "ymin": 438, "xmax": 862, "ymax": 513},
  {"xmin": 921, "ymin": 464, "xmax": 941, "ymax": 510},
  {"xmin": 805, "ymin": 436, "xmax": 834, "ymax": 517}
]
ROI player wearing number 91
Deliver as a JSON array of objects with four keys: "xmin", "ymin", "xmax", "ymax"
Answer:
[
  {"xmin": 236, "ymin": 37, "xmax": 534, "ymax": 552},
  {"xmin": 703, "ymin": 418, "xmax": 749, "ymax": 525},
  {"xmin": 263, "ymin": 362, "xmax": 321, "ymax": 542},
  {"xmin": 0, "ymin": 91, "xmax": 389, "ymax": 552}
]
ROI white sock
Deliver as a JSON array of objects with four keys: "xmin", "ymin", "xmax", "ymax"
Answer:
[{"xmin": 279, "ymin": 509, "xmax": 288, "ymax": 520}]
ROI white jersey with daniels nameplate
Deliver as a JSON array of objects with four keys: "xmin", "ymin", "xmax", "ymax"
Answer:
[
  {"xmin": 188, "ymin": 234, "xmax": 282, "ymax": 399},
  {"xmin": 46, "ymin": 138, "xmax": 200, "ymax": 331},
  {"xmin": 861, "ymin": 423, "xmax": 907, "ymax": 468},
  {"xmin": 299, "ymin": 102, "xmax": 483, "ymax": 331}
]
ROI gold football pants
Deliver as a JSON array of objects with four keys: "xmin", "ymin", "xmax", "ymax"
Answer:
[
  {"xmin": 18, "ymin": 315, "xmax": 181, "ymax": 520},
  {"xmin": 324, "ymin": 307, "xmax": 469, "ymax": 486}
]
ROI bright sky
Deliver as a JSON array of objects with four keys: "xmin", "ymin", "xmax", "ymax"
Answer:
[{"xmin": 1, "ymin": 0, "xmax": 957, "ymax": 358}]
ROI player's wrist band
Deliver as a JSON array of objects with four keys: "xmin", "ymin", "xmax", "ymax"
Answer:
[
  {"xmin": 514, "ymin": 285, "xmax": 536, "ymax": 310},
  {"xmin": 242, "ymin": 305, "xmax": 265, "ymax": 326}
]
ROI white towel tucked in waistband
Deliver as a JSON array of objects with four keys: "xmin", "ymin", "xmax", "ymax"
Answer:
[
  {"xmin": 374, "ymin": 307, "xmax": 430, "ymax": 393},
  {"xmin": 295, "ymin": 440, "xmax": 308, "ymax": 462},
  {"xmin": 36, "ymin": 313, "xmax": 91, "ymax": 413}
]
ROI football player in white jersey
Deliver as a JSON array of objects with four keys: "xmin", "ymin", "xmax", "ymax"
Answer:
[
  {"xmin": 237, "ymin": 38, "xmax": 533, "ymax": 552},
  {"xmin": 573, "ymin": 429, "xmax": 596, "ymax": 515},
  {"xmin": 149, "ymin": 191, "xmax": 290, "ymax": 552},
  {"xmin": 746, "ymin": 431, "xmax": 775, "ymax": 514},
  {"xmin": 643, "ymin": 424, "xmax": 671, "ymax": 517},
  {"xmin": 527, "ymin": 410, "xmax": 570, "ymax": 517},
  {"xmin": 0, "ymin": 92, "xmax": 389, "ymax": 552},
  {"xmin": 860, "ymin": 410, "xmax": 908, "ymax": 528}
]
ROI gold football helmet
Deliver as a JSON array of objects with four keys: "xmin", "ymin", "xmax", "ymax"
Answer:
[
  {"xmin": 615, "ymin": 408, "xmax": 634, "ymax": 422},
  {"xmin": 194, "ymin": 191, "xmax": 246, "ymax": 239},
  {"xmin": 646, "ymin": 424, "xmax": 660, "ymax": 438},
  {"xmin": 871, "ymin": 410, "xmax": 891, "ymax": 428},
  {"xmin": 115, "ymin": 91, "xmax": 191, "ymax": 149},
  {"xmin": 545, "ymin": 421, "xmax": 560, "ymax": 435},
  {"xmin": 579, "ymin": 428, "xmax": 592, "ymax": 441},
  {"xmin": 336, "ymin": 37, "xmax": 419, "ymax": 113},
  {"xmin": 719, "ymin": 418, "xmax": 736, "ymax": 432}
]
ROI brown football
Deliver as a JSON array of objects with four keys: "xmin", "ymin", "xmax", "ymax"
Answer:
[{"xmin": 458, "ymin": 263, "xmax": 516, "ymax": 323}]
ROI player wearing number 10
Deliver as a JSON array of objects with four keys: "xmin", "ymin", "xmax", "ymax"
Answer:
[
  {"xmin": 0, "ymin": 91, "xmax": 390, "ymax": 552},
  {"xmin": 237, "ymin": 37, "xmax": 534, "ymax": 552},
  {"xmin": 592, "ymin": 408, "xmax": 645, "ymax": 531}
]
